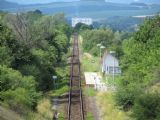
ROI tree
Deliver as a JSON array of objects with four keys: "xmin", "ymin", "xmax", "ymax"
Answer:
[
  {"xmin": 0, "ymin": 65, "xmax": 41, "ymax": 112},
  {"xmin": 74, "ymin": 22, "xmax": 93, "ymax": 32},
  {"xmin": 115, "ymin": 15, "xmax": 160, "ymax": 119},
  {"xmin": 82, "ymin": 28, "xmax": 114, "ymax": 55},
  {"xmin": 0, "ymin": 11, "xmax": 71, "ymax": 117}
]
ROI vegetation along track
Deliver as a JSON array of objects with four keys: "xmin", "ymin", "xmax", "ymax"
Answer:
[{"xmin": 68, "ymin": 33, "xmax": 85, "ymax": 120}]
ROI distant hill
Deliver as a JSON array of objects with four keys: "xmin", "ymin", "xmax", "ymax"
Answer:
[
  {"xmin": 0, "ymin": 0, "xmax": 20, "ymax": 9},
  {"xmin": 0, "ymin": 0, "xmax": 159, "ymax": 31},
  {"xmin": 105, "ymin": 0, "xmax": 160, "ymax": 4},
  {"xmin": 139, "ymin": 0, "xmax": 160, "ymax": 4},
  {"xmin": 130, "ymin": 2, "xmax": 147, "ymax": 7},
  {"xmin": 1, "ymin": 1, "xmax": 159, "ymax": 17}
]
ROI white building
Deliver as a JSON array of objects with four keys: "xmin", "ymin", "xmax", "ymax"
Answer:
[
  {"xmin": 102, "ymin": 52, "xmax": 121, "ymax": 75},
  {"xmin": 71, "ymin": 18, "xmax": 93, "ymax": 27}
]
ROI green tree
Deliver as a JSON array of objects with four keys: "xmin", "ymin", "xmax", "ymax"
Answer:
[
  {"xmin": 0, "ymin": 65, "xmax": 41, "ymax": 112},
  {"xmin": 115, "ymin": 15, "xmax": 160, "ymax": 119},
  {"xmin": 82, "ymin": 28, "xmax": 114, "ymax": 55}
]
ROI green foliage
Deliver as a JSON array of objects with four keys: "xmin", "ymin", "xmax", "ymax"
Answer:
[
  {"xmin": 81, "ymin": 28, "xmax": 128, "ymax": 57},
  {"xmin": 0, "ymin": 65, "xmax": 36, "ymax": 91},
  {"xmin": 115, "ymin": 15, "xmax": 160, "ymax": 119},
  {"xmin": 51, "ymin": 86, "xmax": 69, "ymax": 97},
  {"xmin": 84, "ymin": 87, "xmax": 97, "ymax": 97},
  {"xmin": 82, "ymin": 53, "xmax": 100, "ymax": 72},
  {"xmin": 115, "ymin": 84, "xmax": 143, "ymax": 110},
  {"xmin": 74, "ymin": 22, "xmax": 93, "ymax": 33},
  {"xmin": 86, "ymin": 112, "xmax": 94, "ymax": 120},
  {"xmin": 0, "ymin": 46, "xmax": 13, "ymax": 66},
  {"xmin": 82, "ymin": 28, "xmax": 114, "ymax": 55},
  {"xmin": 32, "ymin": 47, "xmax": 57, "ymax": 67},
  {"xmin": 1, "ymin": 88, "xmax": 40, "ymax": 112},
  {"xmin": 0, "ymin": 10, "xmax": 71, "ymax": 118},
  {"xmin": 0, "ymin": 65, "xmax": 41, "ymax": 113},
  {"xmin": 132, "ymin": 93, "xmax": 160, "ymax": 120},
  {"xmin": 0, "ymin": 12, "xmax": 71, "ymax": 91}
]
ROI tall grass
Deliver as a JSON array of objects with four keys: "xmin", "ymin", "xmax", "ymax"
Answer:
[
  {"xmin": 86, "ymin": 112, "xmax": 94, "ymax": 120},
  {"xmin": 96, "ymin": 92, "xmax": 131, "ymax": 120},
  {"xmin": 50, "ymin": 86, "xmax": 69, "ymax": 97},
  {"xmin": 82, "ymin": 54, "xmax": 100, "ymax": 72},
  {"xmin": 83, "ymin": 87, "xmax": 97, "ymax": 97}
]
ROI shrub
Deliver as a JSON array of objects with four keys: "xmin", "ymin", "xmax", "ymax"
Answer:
[
  {"xmin": 0, "ymin": 65, "xmax": 37, "ymax": 91},
  {"xmin": 0, "ymin": 46, "xmax": 13, "ymax": 66},
  {"xmin": 36, "ymin": 99, "xmax": 52, "ymax": 119},
  {"xmin": 1, "ymin": 88, "xmax": 41, "ymax": 113},
  {"xmin": 132, "ymin": 93, "xmax": 160, "ymax": 120},
  {"xmin": 115, "ymin": 84, "xmax": 143, "ymax": 110},
  {"xmin": 0, "ymin": 65, "xmax": 41, "ymax": 113}
]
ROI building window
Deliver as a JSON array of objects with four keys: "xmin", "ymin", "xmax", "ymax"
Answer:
[{"xmin": 108, "ymin": 66, "xmax": 121, "ymax": 74}]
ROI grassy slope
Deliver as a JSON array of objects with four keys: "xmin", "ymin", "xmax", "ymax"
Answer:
[
  {"xmin": 0, "ymin": 106, "xmax": 23, "ymax": 120},
  {"xmin": 82, "ymin": 54, "xmax": 100, "ymax": 72},
  {"xmin": 96, "ymin": 92, "xmax": 131, "ymax": 120},
  {"xmin": 80, "ymin": 35, "xmax": 100, "ymax": 72}
]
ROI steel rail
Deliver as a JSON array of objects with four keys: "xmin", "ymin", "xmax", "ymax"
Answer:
[{"xmin": 67, "ymin": 34, "xmax": 85, "ymax": 120}]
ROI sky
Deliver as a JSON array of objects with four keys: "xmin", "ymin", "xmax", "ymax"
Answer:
[
  {"xmin": 106, "ymin": 0, "xmax": 160, "ymax": 4},
  {"xmin": 6, "ymin": 0, "xmax": 160, "ymax": 4},
  {"xmin": 6, "ymin": 0, "xmax": 80, "ymax": 4}
]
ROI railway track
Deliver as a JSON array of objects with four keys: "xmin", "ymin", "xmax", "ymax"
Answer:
[{"xmin": 68, "ymin": 33, "xmax": 85, "ymax": 120}]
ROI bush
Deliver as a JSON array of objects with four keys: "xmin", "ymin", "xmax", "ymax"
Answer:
[
  {"xmin": 0, "ymin": 65, "xmax": 37, "ymax": 91},
  {"xmin": 0, "ymin": 46, "xmax": 13, "ymax": 66},
  {"xmin": 36, "ymin": 99, "xmax": 52, "ymax": 119},
  {"xmin": 115, "ymin": 84, "xmax": 143, "ymax": 110},
  {"xmin": 1, "ymin": 88, "xmax": 41, "ymax": 113},
  {"xmin": 0, "ymin": 65, "xmax": 41, "ymax": 113},
  {"xmin": 132, "ymin": 93, "xmax": 160, "ymax": 120}
]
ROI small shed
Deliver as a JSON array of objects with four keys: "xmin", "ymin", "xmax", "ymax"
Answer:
[{"xmin": 102, "ymin": 51, "xmax": 121, "ymax": 75}]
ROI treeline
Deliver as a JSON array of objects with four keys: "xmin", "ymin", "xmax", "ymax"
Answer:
[
  {"xmin": 81, "ymin": 25, "xmax": 130, "ymax": 57},
  {"xmin": 0, "ymin": 10, "xmax": 71, "ymax": 118}
]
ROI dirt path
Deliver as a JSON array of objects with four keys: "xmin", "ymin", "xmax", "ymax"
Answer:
[{"xmin": 85, "ymin": 96, "xmax": 102, "ymax": 120}]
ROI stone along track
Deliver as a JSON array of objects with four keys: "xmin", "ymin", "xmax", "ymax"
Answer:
[{"xmin": 68, "ymin": 34, "xmax": 85, "ymax": 120}]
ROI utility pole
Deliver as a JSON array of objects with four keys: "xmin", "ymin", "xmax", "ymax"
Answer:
[{"xmin": 110, "ymin": 51, "xmax": 116, "ymax": 85}]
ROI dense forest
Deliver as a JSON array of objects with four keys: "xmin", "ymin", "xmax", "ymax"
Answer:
[{"xmin": 0, "ymin": 10, "xmax": 71, "ymax": 119}]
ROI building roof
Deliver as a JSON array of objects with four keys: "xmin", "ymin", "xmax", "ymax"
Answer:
[
  {"xmin": 84, "ymin": 72, "xmax": 102, "ymax": 85},
  {"xmin": 101, "ymin": 50, "xmax": 118, "ymax": 64}
]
